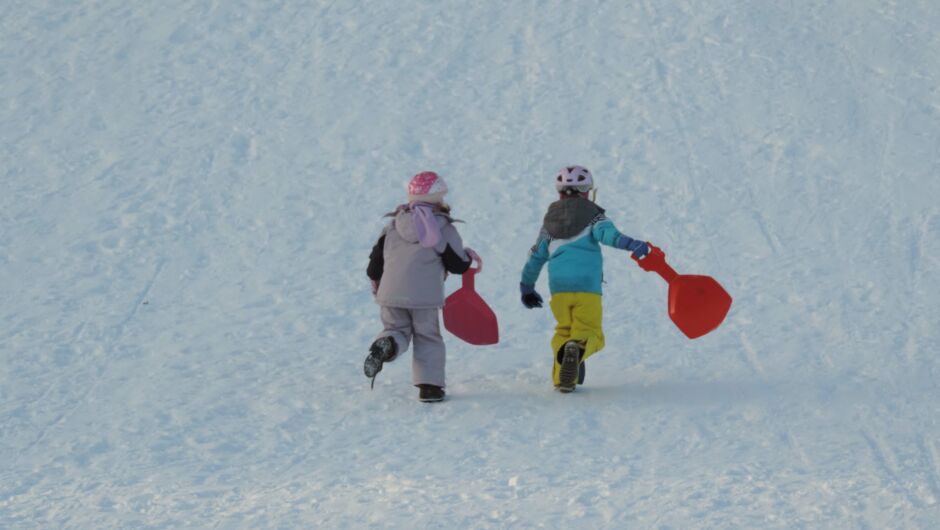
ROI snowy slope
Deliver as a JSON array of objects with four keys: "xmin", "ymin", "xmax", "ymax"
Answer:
[{"xmin": 2, "ymin": 0, "xmax": 940, "ymax": 528}]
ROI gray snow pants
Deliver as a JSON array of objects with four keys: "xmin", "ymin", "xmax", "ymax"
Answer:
[{"xmin": 376, "ymin": 306, "xmax": 446, "ymax": 388}]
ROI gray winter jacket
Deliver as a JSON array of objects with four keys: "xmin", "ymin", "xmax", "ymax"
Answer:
[{"xmin": 368, "ymin": 209, "xmax": 471, "ymax": 309}]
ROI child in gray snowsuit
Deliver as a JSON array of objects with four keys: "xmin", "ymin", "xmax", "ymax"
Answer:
[{"xmin": 365, "ymin": 171, "xmax": 474, "ymax": 402}]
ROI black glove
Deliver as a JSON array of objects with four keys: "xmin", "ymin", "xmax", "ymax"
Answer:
[{"xmin": 520, "ymin": 283, "xmax": 543, "ymax": 309}]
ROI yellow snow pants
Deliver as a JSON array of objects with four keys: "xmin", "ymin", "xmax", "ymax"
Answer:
[{"xmin": 549, "ymin": 292, "xmax": 605, "ymax": 385}]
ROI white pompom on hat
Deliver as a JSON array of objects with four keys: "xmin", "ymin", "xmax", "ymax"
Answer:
[{"xmin": 408, "ymin": 171, "xmax": 448, "ymax": 203}]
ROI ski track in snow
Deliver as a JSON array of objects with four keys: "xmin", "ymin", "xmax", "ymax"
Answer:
[{"xmin": 3, "ymin": 0, "xmax": 940, "ymax": 528}]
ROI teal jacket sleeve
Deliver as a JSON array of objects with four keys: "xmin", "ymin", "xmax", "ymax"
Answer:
[
  {"xmin": 521, "ymin": 228, "xmax": 550, "ymax": 286},
  {"xmin": 593, "ymin": 216, "xmax": 646, "ymax": 253},
  {"xmin": 592, "ymin": 217, "xmax": 626, "ymax": 247}
]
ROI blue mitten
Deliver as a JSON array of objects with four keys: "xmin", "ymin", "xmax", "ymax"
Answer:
[
  {"xmin": 617, "ymin": 236, "xmax": 650, "ymax": 259},
  {"xmin": 520, "ymin": 283, "xmax": 543, "ymax": 309}
]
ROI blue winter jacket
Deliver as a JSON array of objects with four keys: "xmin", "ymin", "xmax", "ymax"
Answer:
[{"xmin": 521, "ymin": 197, "xmax": 640, "ymax": 295}]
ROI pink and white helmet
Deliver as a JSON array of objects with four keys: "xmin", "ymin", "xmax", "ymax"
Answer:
[
  {"xmin": 408, "ymin": 171, "xmax": 448, "ymax": 203},
  {"xmin": 555, "ymin": 165, "xmax": 594, "ymax": 192}
]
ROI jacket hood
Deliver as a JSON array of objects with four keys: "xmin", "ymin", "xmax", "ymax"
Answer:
[{"xmin": 543, "ymin": 198, "xmax": 605, "ymax": 239}]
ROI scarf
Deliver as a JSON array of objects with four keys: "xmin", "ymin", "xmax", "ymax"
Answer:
[{"xmin": 409, "ymin": 202, "xmax": 442, "ymax": 248}]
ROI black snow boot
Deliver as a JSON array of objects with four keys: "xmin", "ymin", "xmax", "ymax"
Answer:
[
  {"xmin": 557, "ymin": 341, "xmax": 583, "ymax": 393},
  {"xmin": 417, "ymin": 384, "xmax": 445, "ymax": 403},
  {"xmin": 364, "ymin": 337, "xmax": 398, "ymax": 389}
]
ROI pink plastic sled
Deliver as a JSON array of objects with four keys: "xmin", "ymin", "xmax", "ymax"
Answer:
[{"xmin": 443, "ymin": 256, "xmax": 499, "ymax": 346}]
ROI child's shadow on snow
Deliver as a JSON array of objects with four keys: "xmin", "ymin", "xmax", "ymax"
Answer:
[
  {"xmin": 449, "ymin": 372, "xmax": 850, "ymax": 407},
  {"xmin": 578, "ymin": 378, "xmax": 850, "ymax": 408},
  {"xmin": 449, "ymin": 379, "xmax": 779, "ymax": 406},
  {"xmin": 583, "ymin": 379, "xmax": 776, "ymax": 406}
]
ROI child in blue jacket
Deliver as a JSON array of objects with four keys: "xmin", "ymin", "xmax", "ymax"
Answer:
[{"xmin": 520, "ymin": 166, "xmax": 650, "ymax": 392}]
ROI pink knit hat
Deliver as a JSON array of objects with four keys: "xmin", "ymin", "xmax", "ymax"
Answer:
[{"xmin": 408, "ymin": 171, "xmax": 448, "ymax": 203}]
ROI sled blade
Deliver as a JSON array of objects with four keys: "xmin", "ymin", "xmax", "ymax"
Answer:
[
  {"xmin": 443, "ymin": 270, "xmax": 499, "ymax": 346},
  {"xmin": 668, "ymin": 275, "xmax": 732, "ymax": 339}
]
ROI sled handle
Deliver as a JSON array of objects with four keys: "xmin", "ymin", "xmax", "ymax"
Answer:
[
  {"xmin": 465, "ymin": 248, "xmax": 482, "ymax": 274},
  {"xmin": 458, "ymin": 249, "xmax": 482, "ymax": 290},
  {"xmin": 632, "ymin": 243, "xmax": 678, "ymax": 283}
]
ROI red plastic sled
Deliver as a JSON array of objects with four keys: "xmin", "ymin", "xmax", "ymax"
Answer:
[
  {"xmin": 633, "ymin": 244, "xmax": 732, "ymax": 339},
  {"xmin": 443, "ymin": 257, "xmax": 499, "ymax": 346}
]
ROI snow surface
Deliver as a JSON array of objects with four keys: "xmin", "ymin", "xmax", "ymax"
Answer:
[{"xmin": 2, "ymin": 0, "xmax": 940, "ymax": 528}]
